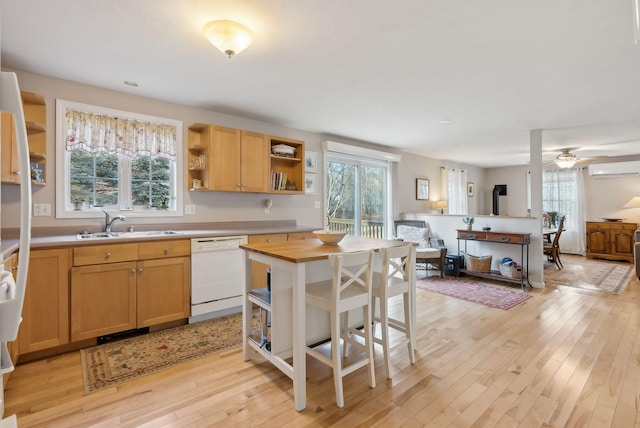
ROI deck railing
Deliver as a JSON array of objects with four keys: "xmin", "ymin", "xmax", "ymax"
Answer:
[{"xmin": 327, "ymin": 218, "xmax": 385, "ymax": 239}]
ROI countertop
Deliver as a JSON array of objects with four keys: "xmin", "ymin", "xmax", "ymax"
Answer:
[
  {"xmin": 241, "ymin": 235, "xmax": 406, "ymax": 263},
  {"xmin": 1, "ymin": 220, "xmax": 318, "ymax": 261}
]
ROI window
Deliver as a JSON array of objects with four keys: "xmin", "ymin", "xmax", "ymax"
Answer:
[
  {"xmin": 441, "ymin": 166, "xmax": 468, "ymax": 215},
  {"xmin": 56, "ymin": 100, "xmax": 183, "ymax": 218},
  {"xmin": 324, "ymin": 152, "xmax": 391, "ymax": 239}
]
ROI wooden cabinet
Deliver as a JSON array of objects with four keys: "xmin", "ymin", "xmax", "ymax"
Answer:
[
  {"xmin": 287, "ymin": 231, "xmax": 317, "ymax": 241},
  {"xmin": 71, "ymin": 240, "xmax": 191, "ymax": 341},
  {"xmin": 188, "ymin": 122, "xmax": 304, "ymax": 194},
  {"xmin": 1, "ymin": 112, "xmax": 20, "ymax": 183},
  {"xmin": 19, "ymin": 248, "xmax": 71, "ymax": 353},
  {"xmin": 586, "ymin": 221, "xmax": 637, "ymax": 263},
  {"xmin": 248, "ymin": 233, "xmax": 288, "ymax": 289},
  {"xmin": 2, "ymin": 253, "xmax": 19, "ymax": 386},
  {"xmin": 1, "ymin": 92, "xmax": 47, "ymax": 185},
  {"xmin": 22, "ymin": 91, "xmax": 47, "ymax": 185},
  {"xmin": 268, "ymin": 136, "xmax": 305, "ymax": 194}
]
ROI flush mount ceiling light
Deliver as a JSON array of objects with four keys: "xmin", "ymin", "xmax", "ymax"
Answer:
[
  {"xmin": 203, "ymin": 20, "xmax": 253, "ymax": 58},
  {"xmin": 554, "ymin": 149, "xmax": 577, "ymax": 168}
]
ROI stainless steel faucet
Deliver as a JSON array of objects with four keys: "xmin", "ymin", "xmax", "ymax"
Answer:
[{"xmin": 103, "ymin": 210, "xmax": 126, "ymax": 233}]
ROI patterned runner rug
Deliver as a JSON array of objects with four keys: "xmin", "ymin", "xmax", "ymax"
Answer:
[
  {"xmin": 544, "ymin": 257, "xmax": 634, "ymax": 295},
  {"xmin": 417, "ymin": 277, "xmax": 532, "ymax": 310},
  {"xmin": 81, "ymin": 312, "xmax": 246, "ymax": 394}
]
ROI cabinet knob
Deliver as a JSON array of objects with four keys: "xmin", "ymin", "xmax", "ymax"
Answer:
[
  {"xmin": 11, "ymin": 266, "xmax": 17, "ymax": 271},
  {"xmin": 13, "ymin": 171, "xmax": 20, "ymax": 175},
  {"xmin": 105, "ymin": 252, "xmax": 111, "ymax": 258},
  {"xmin": 164, "ymin": 248, "xmax": 169, "ymax": 255},
  {"xmin": 266, "ymin": 239, "xmax": 272, "ymax": 243},
  {"xmin": 131, "ymin": 268, "xmax": 136, "ymax": 273},
  {"xmin": 139, "ymin": 268, "xmax": 144, "ymax": 272}
]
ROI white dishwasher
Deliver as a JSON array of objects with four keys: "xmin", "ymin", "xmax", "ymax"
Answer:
[{"xmin": 190, "ymin": 235, "xmax": 248, "ymax": 323}]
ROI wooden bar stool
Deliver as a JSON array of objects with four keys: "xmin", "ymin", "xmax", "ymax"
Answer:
[
  {"xmin": 305, "ymin": 250, "xmax": 376, "ymax": 408},
  {"xmin": 371, "ymin": 244, "xmax": 416, "ymax": 378}
]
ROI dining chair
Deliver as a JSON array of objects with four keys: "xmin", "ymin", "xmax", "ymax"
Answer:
[
  {"xmin": 370, "ymin": 243, "xmax": 416, "ymax": 379},
  {"xmin": 544, "ymin": 215, "xmax": 565, "ymax": 269},
  {"xmin": 305, "ymin": 250, "xmax": 376, "ymax": 408}
]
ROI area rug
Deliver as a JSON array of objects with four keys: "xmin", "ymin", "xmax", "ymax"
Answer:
[
  {"xmin": 417, "ymin": 277, "xmax": 532, "ymax": 310},
  {"xmin": 544, "ymin": 256, "xmax": 634, "ymax": 295},
  {"xmin": 81, "ymin": 312, "xmax": 246, "ymax": 394}
]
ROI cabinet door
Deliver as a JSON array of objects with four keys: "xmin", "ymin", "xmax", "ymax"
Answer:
[
  {"xmin": 611, "ymin": 226, "xmax": 635, "ymax": 258},
  {"xmin": 137, "ymin": 257, "xmax": 190, "ymax": 327},
  {"xmin": 240, "ymin": 131, "xmax": 269, "ymax": 192},
  {"xmin": 248, "ymin": 234, "xmax": 288, "ymax": 289},
  {"xmin": 3, "ymin": 253, "xmax": 19, "ymax": 371},
  {"xmin": 19, "ymin": 249, "xmax": 71, "ymax": 353},
  {"xmin": 71, "ymin": 261, "xmax": 137, "ymax": 341},
  {"xmin": 586, "ymin": 227, "xmax": 609, "ymax": 255},
  {"xmin": 1, "ymin": 112, "xmax": 20, "ymax": 184},
  {"xmin": 210, "ymin": 125, "xmax": 241, "ymax": 191}
]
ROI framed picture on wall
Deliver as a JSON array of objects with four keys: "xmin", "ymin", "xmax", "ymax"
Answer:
[
  {"xmin": 305, "ymin": 150, "xmax": 318, "ymax": 173},
  {"xmin": 416, "ymin": 178, "xmax": 430, "ymax": 200},
  {"xmin": 467, "ymin": 182, "xmax": 475, "ymax": 197},
  {"xmin": 305, "ymin": 173, "xmax": 317, "ymax": 194}
]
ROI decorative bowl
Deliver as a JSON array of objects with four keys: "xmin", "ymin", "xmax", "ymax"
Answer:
[
  {"xmin": 271, "ymin": 144, "xmax": 295, "ymax": 156},
  {"xmin": 313, "ymin": 230, "xmax": 347, "ymax": 245}
]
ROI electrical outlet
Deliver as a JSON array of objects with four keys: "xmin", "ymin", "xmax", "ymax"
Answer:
[
  {"xmin": 33, "ymin": 203, "xmax": 51, "ymax": 216},
  {"xmin": 314, "ymin": 201, "xmax": 321, "ymax": 209},
  {"xmin": 185, "ymin": 204, "xmax": 196, "ymax": 215}
]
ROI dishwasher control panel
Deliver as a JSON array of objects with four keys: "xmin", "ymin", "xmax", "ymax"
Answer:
[{"xmin": 191, "ymin": 235, "xmax": 248, "ymax": 252}]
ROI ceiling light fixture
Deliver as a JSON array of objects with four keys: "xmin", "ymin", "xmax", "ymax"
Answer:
[
  {"xmin": 554, "ymin": 149, "xmax": 577, "ymax": 168},
  {"xmin": 203, "ymin": 20, "xmax": 253, "ymax": 58}
]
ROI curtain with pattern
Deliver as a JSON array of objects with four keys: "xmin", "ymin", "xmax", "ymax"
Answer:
[{"xmin": 64, "ymin": 109, "xmax": 177, "ymax": 159}]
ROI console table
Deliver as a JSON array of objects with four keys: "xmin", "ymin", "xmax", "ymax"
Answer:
[{"xmin": 456, "ymin": 229, "xmax": 531, "ymax": 291}]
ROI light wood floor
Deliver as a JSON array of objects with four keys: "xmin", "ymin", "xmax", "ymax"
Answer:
[{"xmin": 5, "ymin": 255, "xmax": 640, "ymax": 427}]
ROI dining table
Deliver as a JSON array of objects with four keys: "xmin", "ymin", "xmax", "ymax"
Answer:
[{"xmin": 240, "ymin": 235, "xmax": 414, "ymax": 411}]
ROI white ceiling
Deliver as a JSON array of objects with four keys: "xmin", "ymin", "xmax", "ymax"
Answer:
[{"xmin": 2, "ymin": 0, "xmax": 640, "ymax": 167}]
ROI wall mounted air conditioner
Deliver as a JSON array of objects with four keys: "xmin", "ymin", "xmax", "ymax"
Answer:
[{"xmin": 588, "ymin": 161, "xmax": 640, "ymax": 178}]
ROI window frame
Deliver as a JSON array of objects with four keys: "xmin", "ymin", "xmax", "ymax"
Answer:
[{"xmin": 55, "ymin": 99, "xmax": 183, "ymax": 219}]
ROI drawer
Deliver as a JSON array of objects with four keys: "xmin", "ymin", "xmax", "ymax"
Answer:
[
  {"xmin": 612, "ymin": 223, "xmax": 638, "ymax": 231},
  {"xmin": 487, "ymin": 232, "xmax": 529, "ymax": 244},
  {"xmin": 287, "ymin": 232, "xmax": 317, "ymax": 241},
  {"xmin": 74, "ymin": 243, "xmax": 138, "ymax": 266},
  {"xmin": 457, "ymin": 230, "xmax": 487, "ymax": 240},
  {"xmin": 248, "ymin": 233, "xmax": 288, "ymax": 244},
  {"xmin": 138, "ymin": 239, "xmax": 190, "ymax": 260},
  {"xmin": 587, "ymin": 222, "xmax": 611, "ymax": 231}
]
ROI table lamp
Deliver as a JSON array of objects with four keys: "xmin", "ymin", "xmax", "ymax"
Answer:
[{"xmin": 436, "ymin": 200, "xmax": 448, "ymax": 214}]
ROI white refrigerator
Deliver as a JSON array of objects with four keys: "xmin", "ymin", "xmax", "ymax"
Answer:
[{"xmin": 0, "ymin": 71, "xmax": 33, "ymax": 426}]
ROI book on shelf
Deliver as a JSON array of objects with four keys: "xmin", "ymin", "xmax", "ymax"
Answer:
[{"xmin": 271, "ymin": 171, "xmax": 288, "ymax": 190}]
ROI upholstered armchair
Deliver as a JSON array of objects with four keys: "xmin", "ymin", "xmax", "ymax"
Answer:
[
  {"xmin": 635, "ymin": 229, "xmax": 640, "ymax": 279},
  {"xmin": 394, "ymin": 220, "xmax": 447, "ymax": 277}
]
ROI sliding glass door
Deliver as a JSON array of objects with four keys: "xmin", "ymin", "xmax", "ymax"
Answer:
[{"xmin": 324, "ymin": 153, "xmax": 388, "ymax": 238}]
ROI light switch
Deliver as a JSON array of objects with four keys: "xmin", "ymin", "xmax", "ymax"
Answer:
[
  {"xmin": 185, "ymin": 204, "xmax": 196, "ymax": 215},
  {"xmin": 34, "ymin": 203, "xmax": 51, "ymax": 216}
]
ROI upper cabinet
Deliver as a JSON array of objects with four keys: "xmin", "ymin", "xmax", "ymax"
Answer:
[
  {"xmin": 1, "ymin": 91, "xmax": 47, "ymax": 185},
  {"xmin": 22, "ymin": 91, "xmax": 47, "ymax": 185},
  {"xmin": 188, "ymin": 123, "xmax": 304, "ymax": 195}
]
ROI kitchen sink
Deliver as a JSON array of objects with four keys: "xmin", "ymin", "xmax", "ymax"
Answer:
[{"xmin": 76, "ymin": 230, "xmax": 182, "ymax": 240}]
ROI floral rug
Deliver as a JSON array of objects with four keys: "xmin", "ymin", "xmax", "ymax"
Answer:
[
  {"xmin": 417, "ymin": 277, "xmax": 532, "ymax": 310},
  {"xmin": 544, "ymin": 256, "xmax": 634, "ymax": 295},
  {"xmin": 81, "ymin": 312, "xmax": 248, "ymax": 394}
]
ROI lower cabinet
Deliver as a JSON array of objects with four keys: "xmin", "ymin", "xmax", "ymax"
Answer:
[
  {"xmin": 248, "ymin": 233, "xmax": 288, "ymax": 289},
  {"xmin": 586, "ymin": 221, "xmax": 637, "ymax": 263},
  {"xmin": 70, "ymin": 240, "xmax": 191, "ymax": 341},
  {"xmin": 20, "ymin": 248, "xmax": 71, "ymax": 353}
]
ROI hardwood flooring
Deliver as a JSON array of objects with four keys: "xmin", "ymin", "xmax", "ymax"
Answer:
[{"xmin": 5, "ymin": 255, "xmax": 640, "ymax": 427}]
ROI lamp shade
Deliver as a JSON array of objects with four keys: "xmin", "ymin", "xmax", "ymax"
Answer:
[
  {"xmin": 203, "ymin": 20, "xmax": 253, "ymax": 58},
  {"xmin": 436, "ymin": 200, "xmax": 448, "ymax": 209},
  {"xmin": 623, "ymin": 196, "xmax": 640, "ymax": 208}
]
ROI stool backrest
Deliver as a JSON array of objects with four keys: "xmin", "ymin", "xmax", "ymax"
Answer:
[
  {"xmin": 380, "ymin": 244, "xmax": 415, "ymax": 295},
  {"xmin": 329, "ymin": 250, "xmax": 374, "ymax": 302}
]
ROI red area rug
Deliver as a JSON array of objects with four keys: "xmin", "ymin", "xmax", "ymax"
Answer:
[{"xmin": 417, "ymin": 277, "xmax": 532, "ymax": 310}]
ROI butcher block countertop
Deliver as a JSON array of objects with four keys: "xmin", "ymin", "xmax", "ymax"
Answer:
[{"xmin": 241, "ymin": 235, "xmax": 407, "ymax": 263}]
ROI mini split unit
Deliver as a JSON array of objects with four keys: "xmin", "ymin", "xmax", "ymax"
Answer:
[{"xmin": 588, "ymin": 161, "xmax": 640, "ymax": 178}]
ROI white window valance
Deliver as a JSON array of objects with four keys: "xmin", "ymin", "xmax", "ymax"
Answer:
[{"xmin": 65, "ymin": 109, "xmax": 177, "ymax": 159}]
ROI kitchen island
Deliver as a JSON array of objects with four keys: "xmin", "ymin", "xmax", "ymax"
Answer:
[{"xmin": 240, "ymin": 236, "xmax": 414, "ymax": 411}]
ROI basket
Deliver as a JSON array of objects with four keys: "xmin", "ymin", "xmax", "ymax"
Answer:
[
  {"xmin": 464, "ymin": 254, "xmax": 492, "ymax": 273},
  {"xmin": 499, "ymin": 263, "xmax": 522, "ymax": 278}
]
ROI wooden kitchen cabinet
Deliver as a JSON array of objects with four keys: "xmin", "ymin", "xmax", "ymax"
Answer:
[
  {"xmin": 586, "ymin": 221, "xmax": 637, "ymax": 263},
  {"xmin": 1, "ymin": 112, "xmax": 20, "ymax": 183},
  {"xmin": 287, "ymin": 231, "xmax": 317, "ymax": 240},
  {"xmin": 71, "ymin": 240, "xmax": 191, "ymax": 341},
  {"xmin": 248, "ymin": 233, "xmax": 288, "ymax": 289},
  {"xmin": 268, "ymin": 135, "xmax": 305, "ymax": 194},
  {"xmin": 71, "ymin": 261, "xmax": 137, "ymax": 341},
  {"xmin": 2, "ymin": 253, "xmax": 19, "ymax": 386},
  {"xmin": 19, "ymin": 248, "xmax": 71, "ymax": 353},
  {"xmin": 22, "ymin": 91, "xmax": 47, "ymax": 185}
]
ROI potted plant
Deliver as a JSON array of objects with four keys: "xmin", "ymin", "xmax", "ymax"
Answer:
[
  {"xmin": 72, "ymin": 196, "xmax": 87, "ymax": 211},
  {"xmin": 463, "ymin": 217, "xmax": 475, "ymax": 230}
]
